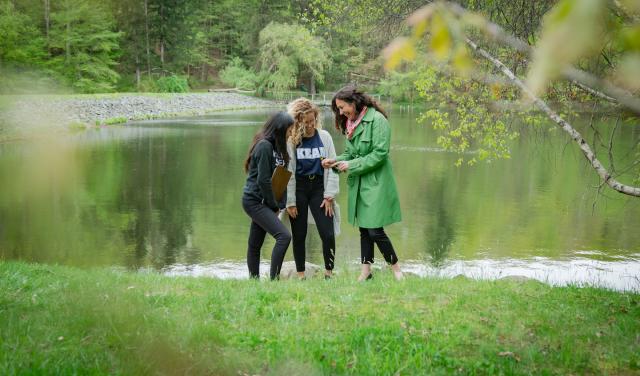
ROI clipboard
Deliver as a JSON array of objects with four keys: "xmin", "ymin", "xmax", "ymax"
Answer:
[{"xmin": 271, "ymin": 165, "xmax": 292, "ymax": 202}]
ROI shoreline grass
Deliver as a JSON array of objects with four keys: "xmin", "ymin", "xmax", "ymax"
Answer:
[{"xmin": 1, "ymin": 261, "xmax": 638, "ymax": 375}]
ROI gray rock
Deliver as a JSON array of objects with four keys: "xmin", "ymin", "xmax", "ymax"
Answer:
[
  {"xmin": 499, "ymin": 275, "xmax": 534, "ymax": 283},
  {"xmin": 279, "ymin": 261, "xmax": 321, "ymax": 280}
]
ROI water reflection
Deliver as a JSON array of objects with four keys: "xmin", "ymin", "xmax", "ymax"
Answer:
[
  {"xmin": 119, "ymin": 132, "xmax": 201, "ymax": 269},
  {"xmin": 423, "ymin": 175, "xmax": 456, "ymax": 267}
]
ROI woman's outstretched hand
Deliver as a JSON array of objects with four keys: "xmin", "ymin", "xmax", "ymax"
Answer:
[
  {"xmin": 322, "ymin": 158, "xmax": 348, "ymax": 172},
  {"xmin": 321, "ymin": 158, "xmax": 335, "ymax": 169},
  {"xmin": 320, "ymin": 197, "xmax": 334, "ymax": 217},
  {"xmin": 287, "ymin": 206, "xmax": 298, "ymax": 218}
]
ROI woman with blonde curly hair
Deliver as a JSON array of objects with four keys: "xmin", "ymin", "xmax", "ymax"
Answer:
[{"xmin": 286, "ymin": 98, "xmax": 340, "ymax": 280}]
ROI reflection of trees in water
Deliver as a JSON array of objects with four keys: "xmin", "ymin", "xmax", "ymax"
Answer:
[
  {"xmin": 425, "ymin": 205, "xmax": 455, "ymax": 268},
  {"xmin": 122, "ymin": 135, "xmax": 198, "ymax": 270},
  {"xmin": 303, "ymin": 227, "xmax": 324, "ymax": 266},
  {"xmin": 424, "ymin": 178, "xmax": 456, "ymax": 268}
]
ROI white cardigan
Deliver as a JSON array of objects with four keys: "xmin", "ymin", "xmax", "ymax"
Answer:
[{"xmin": 285, "ymin": 129, "xmax": 341, "ymax": 235}]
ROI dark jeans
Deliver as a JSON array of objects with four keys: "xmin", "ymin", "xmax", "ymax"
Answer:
[
  {"xmin": 359, "ymin": 227, "xmax": 398, "ymax": 265},
  {"xmin": 290, "ymin": 176, "xmax": 335, "ymax": 272},
  {"xmin": 242, "ymin": 196, "xmax": 291, "ymax": 280}
]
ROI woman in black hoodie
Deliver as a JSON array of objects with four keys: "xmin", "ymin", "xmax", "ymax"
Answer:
[{"xmin": 242, "ymin": 112, "xmax": 295, "ymax": 280}]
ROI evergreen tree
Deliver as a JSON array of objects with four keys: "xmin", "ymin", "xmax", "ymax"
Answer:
[
  {"xmin": 49, "ymin": 0, "xmax": 122, "ymax": 92},
  {"xmin": 0, "ymin": 1, "xmax": 45, "ymax": 68}
]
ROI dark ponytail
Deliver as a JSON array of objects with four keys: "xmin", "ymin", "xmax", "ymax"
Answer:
[{"xmin": 244, "ymin": 111, "xmax": 294, "ymax": 173}]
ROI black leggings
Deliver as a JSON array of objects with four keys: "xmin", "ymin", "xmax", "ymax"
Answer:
[
  {"xmin": 242, "ymin": 196, "xmax": 291, "ymax": 280},
  {"xmin": 359, "ymin": 227, "xmax": 398, "ymax": 265},
  {"xmin": 290, "ymin": 176, "xmax": 335, "ymax": 272}
]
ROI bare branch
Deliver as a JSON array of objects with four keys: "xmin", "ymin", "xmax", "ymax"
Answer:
[
  {"xmin": 562, "ymin": 67, "xmax": 640, "ymax": 113},
  {"xmin": 571, "ymin": 80, "xmax": 617, "ymax": 102},
  {"xmin": 465, "ymin": 37, "xmax": 640, "ymax": 197},
  {"xmin": 608, "ymin": 116, "xmax": 620, "ymax": 173}
]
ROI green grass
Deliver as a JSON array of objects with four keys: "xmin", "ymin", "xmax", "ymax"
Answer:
[{"xmin": 1, "ymin": 261, "xmax": 638, "ymax": 375}]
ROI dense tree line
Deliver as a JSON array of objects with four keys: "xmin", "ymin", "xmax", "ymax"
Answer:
[
  {"xmin": 0, "ymin": 0, "xmax": 635, "ymax": 99},
  {"xmin": 0, "ymin": 0, "xmax": 313, "ymax": 92}
]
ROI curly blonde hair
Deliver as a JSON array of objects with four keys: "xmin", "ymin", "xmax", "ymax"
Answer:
[{"xmin": 287, "ymin": 97, "xmax": 321, "ymax": 146}]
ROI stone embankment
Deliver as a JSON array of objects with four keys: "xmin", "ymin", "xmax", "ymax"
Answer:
[{"xmin": 4, "ymin": 93, "xmax": 278, "ymax": 127}]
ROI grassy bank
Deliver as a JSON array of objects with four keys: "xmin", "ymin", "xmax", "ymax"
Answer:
[{"xmin": 1, "ymin": 261, "xmax": 638, "ymax": 375}]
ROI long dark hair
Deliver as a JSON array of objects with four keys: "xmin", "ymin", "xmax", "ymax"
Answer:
[
  {"xmin": 331, "ymin": 85, "xmax": 388, "ymax": 134},
  {"xmin": 244, "ymin": 111, "xmax": 294, "ymax": 173}
]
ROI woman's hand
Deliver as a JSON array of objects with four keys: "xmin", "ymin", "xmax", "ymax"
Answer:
[
  {"xmin": 320, "ymin": 197, "xmax": 334, "ymax": 217},
  {"xmin": 336, "ymin": 161, "xmax": 349, "ymax": 172},
  {"xmin": 287, "ymin": 206, "xmax": 298, "ymax": 218},
  {"xmin": 321, "ymin": 158, "xmax": 335, "ymax": 169}
]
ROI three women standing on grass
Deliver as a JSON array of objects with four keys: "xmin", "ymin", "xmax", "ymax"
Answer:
[
  {"xmin": 285, "ymin": 98, "xmax": 340, "ymax": 280},
  {"xmin": 322, "ymin": 85, "xmax": 404, "ymax": 281},
  {"xmin": 242, "ymin": 87, "xmax": 403, "ymax": 281}
]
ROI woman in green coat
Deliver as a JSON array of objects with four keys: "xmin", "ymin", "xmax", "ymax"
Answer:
[{"xmin": 322, "ymin": 85, "xmax": 404, "ymax": 281}]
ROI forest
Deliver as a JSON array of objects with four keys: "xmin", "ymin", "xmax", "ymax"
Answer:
[{"xmin": 2, "ymin": 0, "xmax": 632, "ymax": 95}]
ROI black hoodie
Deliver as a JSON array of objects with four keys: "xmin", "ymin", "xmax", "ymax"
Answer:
[{"xmin": 242, "ymin": 138, "xmax": 283, "ymax": 211}]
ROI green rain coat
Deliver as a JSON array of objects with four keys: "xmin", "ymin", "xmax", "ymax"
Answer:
[{"xmin": 336, "ymin": 107, "xmax": 402, "ymax": 228}]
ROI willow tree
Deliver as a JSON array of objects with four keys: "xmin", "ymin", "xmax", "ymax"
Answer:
[
  {"xmin": 385, "ymin": 0, "xmax": 640, "ymax": 197},
  {"xmin": 258, "ymin": 22, "xmax": 329, "ymax": 93}
]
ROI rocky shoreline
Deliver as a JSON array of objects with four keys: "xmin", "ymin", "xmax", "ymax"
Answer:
[{"xmin": 2, "ymin": 93, "xmax": 279, "ymax": 130}]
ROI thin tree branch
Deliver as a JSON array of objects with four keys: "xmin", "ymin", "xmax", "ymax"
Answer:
[
  {"xmin": 563, "ymin": 67, "xmax": 639, "ymax": 113},
  {"xmin": 447, "ymin": 2, "xmax": 639, "ymax": 112},
  {"xmin": 608, "ymin": 116, "xmax": 620, "ymax": 173},
  {"xmin": 588, "ymin": 102, "xmax": 605, "ymax": 155},
  {"xmin": 465, "ymin": 37, "xmax": 640, "ymax": 197}
]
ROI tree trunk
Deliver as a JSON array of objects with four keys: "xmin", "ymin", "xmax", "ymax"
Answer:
[
  {"xmin": 144, "ymin": 0, "xmax": 151, "ymax": 77},
  {"xmin": 309, "ymin": 76, "xmax": 316, "ymax": 94},
  {"xmin": 160, "ymin": 3, "xmax": 165, "ymax": 72},
  {"xmin": 66, "ymin": 22, "xmax": 71, "ymax": 63},
  {"xmin": 201, "ymin": 15, "xmax": 210, "ymax": 82},
  {"xmin": 135, "ymin": 55, "xmax": 141, "ymax": 89},
  {"xmin": 44, "ymin": 0, "xmax": 50, "ymax": 54}
]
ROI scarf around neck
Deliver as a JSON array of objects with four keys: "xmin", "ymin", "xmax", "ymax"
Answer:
[{"xmin": 346, "ymin": 106, "xmax": 368, "ymax": 140}]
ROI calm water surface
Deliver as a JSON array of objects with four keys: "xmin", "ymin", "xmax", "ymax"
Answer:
[{"xmin": 1, "ymin": 108, "xmax": 638, "ymax": 290}]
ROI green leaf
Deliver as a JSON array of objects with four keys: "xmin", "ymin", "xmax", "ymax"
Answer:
[
  {"xmin": 526, "ymin": 0, "xmax": 606, "ymax": 95},
  {"xmin": 430, "ymin": 13, "xmax": 452, "ymax": 60},
  {"xmin": 615, "ymin": 53, "xmax": 640, "ymax": 90}
]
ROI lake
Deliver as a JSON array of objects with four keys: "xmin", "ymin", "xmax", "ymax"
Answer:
[{"xmin": 1, "ymin": 107, "xmax": 638, "ymax": 290}]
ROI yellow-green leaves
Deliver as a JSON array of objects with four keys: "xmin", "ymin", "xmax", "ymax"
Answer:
[
  {"xmin": 452, "ymin": 45, "xmax": 472, "ymax": 76},
  {"xmin": 383, "ymin": 37, "xmax": 416, "ymax": 71},
  {"xmin": 384, "ymin": 3, "xmax": 473, "ymax": 76},
  {"xmin": 526, "ymin": 0, "xmax": 606, "ymax": 95},
  {"xmin": 407, "ymin": 5, "xmax": 433, "ymax": 38},
  {"xmin": 620, "ymin": 24, "xmax": 640, "ymax": 51},
  {"xmin": 383, "ymin": 4, "xmax": 435, "ymax": 70},
  {"xmin": 430, "ymin": 13, "xmax": 451, "ymax": 60}
]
